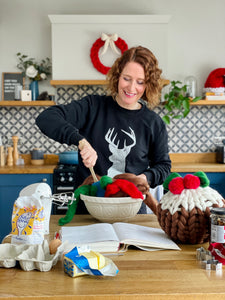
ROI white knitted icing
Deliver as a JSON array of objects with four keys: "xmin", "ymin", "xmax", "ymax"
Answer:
[
  {"xmin": 160, "ymin": 186, "xmax": 224, "ymax": 214},
  {"xmin": 203, "ymin": 87, "xmax": 225, "ymax": 93}
]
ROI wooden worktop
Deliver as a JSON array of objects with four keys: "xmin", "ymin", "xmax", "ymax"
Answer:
[
  {"xmin": 0, "ymin": 214, "xmax": 224, "ymax": 300},
  {"xmin": 0, "ymin": 154, "xmax": 57, "ymax": 174},
  {"xmin": 170, "ymin": 152, "xmax": 225, "ymax": 173},
  {"xmin": 0, "ymin": 152, "xmax": 224, "ymax": 174}
]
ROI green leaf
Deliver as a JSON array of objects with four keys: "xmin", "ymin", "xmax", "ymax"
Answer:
[
  {"xmin": 162, "ymin": 115, "xmax": 170, "ymax": 124},
  {"xmin": 183, "ymin": 109, "xmax": 190, "ymax": 118},
  {"xmin": 183, "ymin": 99, "xmax": 190, "ymax": 110},
  {"xmin": 164, "ymin": 103, "xmax": 172, "ymax": 112},
  {"xmin": 173, "ymin": 115, "xmax": 183, "ymax": 119},
  {"xmin": 192, "ymin": 96, "xmax": 201, "ymax": 103}
]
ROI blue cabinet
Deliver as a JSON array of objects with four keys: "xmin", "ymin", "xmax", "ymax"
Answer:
[
  {"xmin": 0, "ymin": 174, "xmax": 53, "ymax": 243},
  {"xmin": 179, "ymin": 172, "xmax": 225, "ymax": 198}
]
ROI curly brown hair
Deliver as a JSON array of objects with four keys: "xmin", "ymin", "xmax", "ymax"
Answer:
[{"xmin": 106, "ymin": 46, "xmax": 162, "ymax": 109}]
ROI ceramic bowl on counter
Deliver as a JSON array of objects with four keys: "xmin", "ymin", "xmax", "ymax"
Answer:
[
  {"xmin": 58, "ymin": 151, "xmax": 78, "ymax": 165},
  {"xmin": 80, "ymin": 194, "xmax": 143, "ymax": 223}
]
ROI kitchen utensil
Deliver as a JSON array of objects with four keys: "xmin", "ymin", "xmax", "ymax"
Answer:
[
  {"xmin": 12, "ymin": 135, "xmax": 19, "ymax": 164},
  {"xmin": 58, "ymin": 151, "xmax": 78, "ymax": 165},
  {"xmin": 78, "ymin": 140, "xmax": 98, "ymax": 182},
  {"xmin": 0, "ymin": 146, "xmax": 5, "ymax": 167},
  {"xmin": 7, "ymin": 146, "xmax": 13, "ymax": 166},
  {"xmin": 89, "ymin": 167, "xmax": 98, "ymax": 183}
]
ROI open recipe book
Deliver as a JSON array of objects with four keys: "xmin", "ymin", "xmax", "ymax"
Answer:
[{"xmin": 61, "ymin": 222, "xmax": 180, "ymax": 253}]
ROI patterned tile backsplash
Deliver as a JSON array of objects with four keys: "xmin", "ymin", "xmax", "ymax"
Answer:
[{"xmin": 0, "ymin": 85, "xmax": 224, "ymax": 154}]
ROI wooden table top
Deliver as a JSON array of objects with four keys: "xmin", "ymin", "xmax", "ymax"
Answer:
[{"xmin": 0, "ymin": 214, "xmax": 224, "ymax": 300}]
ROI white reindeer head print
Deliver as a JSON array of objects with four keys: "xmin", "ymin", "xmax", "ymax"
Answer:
[{"xmin": 105, "ymin": 127, "xmax": 136, "ymax": 177}]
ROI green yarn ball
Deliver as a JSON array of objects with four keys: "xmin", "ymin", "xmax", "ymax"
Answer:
[{"xmin": 100, "ymin": 175, "xmax": 113, "ymax": 189}]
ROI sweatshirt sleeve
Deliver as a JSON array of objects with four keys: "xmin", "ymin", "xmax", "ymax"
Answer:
[
  {"xmin": 143, "ymin": 121, "xmax": 171, "ymax": 188},
  {"xmin": 35, "ymin": 96, "xmax": 93, "ymax": 146}
]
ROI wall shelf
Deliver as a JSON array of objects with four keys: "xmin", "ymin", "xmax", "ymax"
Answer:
[
  {"xmin": 0, "ymin": 101, "xmax": 55, "ymax": 107},
  {"xmin": 50, "ymin": 79, "xmax": 171, "ymax": 87},
  {"xmin": 190, "ymin": 100, "xmax": 225, "ymax": 105},
  {"xmin": 1, "ymin": 99, "xmax": 224, "ymax": 107},
  {"xmin": 50, "ymin": 80, "xmax": 107, "ymax": 86}
]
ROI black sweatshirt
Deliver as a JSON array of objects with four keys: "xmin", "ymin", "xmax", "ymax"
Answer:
[{"xmin": 36, "ymin": 94, "xmax": 171, "ymax": 193}]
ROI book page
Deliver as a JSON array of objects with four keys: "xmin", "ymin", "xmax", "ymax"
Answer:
[
  {"xmin": 61, "ymin": 223, "xmax": 119, "ymax": 244},
  {"xmin": 113, "ymin": 223, "xmax": 180, "ymax": 250}
]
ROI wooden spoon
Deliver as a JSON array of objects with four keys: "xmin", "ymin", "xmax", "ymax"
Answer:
[{"xmin": 78, "ymin": 140, "xmax": 98, "ymax": 182}]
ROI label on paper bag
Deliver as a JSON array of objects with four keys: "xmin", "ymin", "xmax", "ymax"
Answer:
[{"xmin": 11, "ymin": 196, "xmax": 45, "ymax": 245}]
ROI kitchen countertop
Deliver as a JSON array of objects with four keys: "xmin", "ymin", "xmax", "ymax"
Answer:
[
  {"xmin": 0, "ymin": 152, "xmax": 224, "ymax": 174},
  {"xmin": 0, "ymin": 214, "xmax": 224, "ymax": 300},
  {"xmin": 0, "ymin": 154, "xmax": 57, "ymax": 174}
]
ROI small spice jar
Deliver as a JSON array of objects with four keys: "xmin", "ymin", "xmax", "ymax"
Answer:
[{"xmin": 210, "ymin": 207, "xmax": 225, "ymax": 243}]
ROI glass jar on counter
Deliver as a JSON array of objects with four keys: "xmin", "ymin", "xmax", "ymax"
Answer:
[
  {"xmin": 210, "ymin": 207, "xmax": 225, "ymax": 243},
  {"xmin": 184, "ymin": 76, "xmax": 197, "ymax": 98}
]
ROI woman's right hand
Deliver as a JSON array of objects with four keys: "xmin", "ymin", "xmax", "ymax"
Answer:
[{"xmin": 78, "ymin": 139, "xmax": 98, "ymax": 168}]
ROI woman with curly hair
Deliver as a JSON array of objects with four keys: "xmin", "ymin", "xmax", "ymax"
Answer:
[{"xmin": 36, "ymin": 46, "xmax": 171, "ymax": 214}]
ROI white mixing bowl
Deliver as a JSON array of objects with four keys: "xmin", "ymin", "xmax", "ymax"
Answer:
[{"xmin": 80, "ymin": 194, "xmax": 143, "ymax": 223}]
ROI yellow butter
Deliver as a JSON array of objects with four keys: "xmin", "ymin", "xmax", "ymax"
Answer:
[
  {"xmin": 82, "ymin": 251, "xmax": 98, "ymax": 269},
  {"xmin": 64, "ymin": 250, "xmax": 106, "ymax": 277},
  {"xmin": 94, "ymin": 251, "xmax": 106, "ymax": 269},
  {"xmin": 82, "ymin": 251, "xmax": 105, "ymax": 269}
]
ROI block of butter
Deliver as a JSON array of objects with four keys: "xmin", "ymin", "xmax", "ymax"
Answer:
[
  {"xmin": 64, "ymin": 256, "xmax": 86, "ymax": 277},
  {"xmin": 64, "ymin": 250, "xmax": 105, "ymax": 277},
  {"xmin": 63, "ymin": 246, "xmax": 118, "ymax": 277}
]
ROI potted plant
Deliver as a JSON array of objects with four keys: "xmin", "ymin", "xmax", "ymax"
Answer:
[
  {"xmin": 16, "ymin": 53, "xmax": 51, "ymax": 100},
  {"xmin": 162, "ymin": 80, "xmax": 201, "ymax": 125}
]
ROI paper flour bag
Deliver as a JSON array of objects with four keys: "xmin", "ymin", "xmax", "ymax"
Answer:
[
  {"xmin": 19, "ymin": 183, "xmax": 52, "ymax": 234},
  {"xmin": 10, "ymin": 195, "xmax": 45, "ymax": 245}
]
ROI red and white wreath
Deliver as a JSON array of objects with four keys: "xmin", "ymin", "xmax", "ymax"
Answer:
[{"xmin": 90, "ymin": 33, "xmax": 128, "ymax": 75}]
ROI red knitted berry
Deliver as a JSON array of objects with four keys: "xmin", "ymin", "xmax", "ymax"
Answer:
[
  {"xmin": 183, "ymin": 174, "xmax": 200, "ymax": 189},
  {"xmin": 168, "ymin": 177, "xmax": 184, "ymax": 194}
]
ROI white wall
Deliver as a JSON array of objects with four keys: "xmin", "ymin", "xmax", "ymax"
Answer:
[{"xmin": 0, "ymin": 0, "xmax": 225, "ymax": 97}]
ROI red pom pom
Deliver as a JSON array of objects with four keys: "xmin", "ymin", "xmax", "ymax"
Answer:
[
  {"xmin": 183, "ymin": 174, "xmax": 200, "ymax": 189},
  {"xmin": 168, "ymin": 177, "xmax": 184, "ymax": 194}
]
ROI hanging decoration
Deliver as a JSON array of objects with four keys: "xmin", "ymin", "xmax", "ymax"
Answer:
[{"xmin": 90, "ymin": 33, "xmax": 128, "ymax": 75}]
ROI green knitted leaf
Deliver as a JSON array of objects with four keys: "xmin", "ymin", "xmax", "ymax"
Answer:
[
  {"xmin": 193, "ymin": 171, "xmax": 210, "ymax": 187},
  {"xmin": 100, "ymin": 175, "xmax": 113, "ymax": 189},
  {"xmin": 74, "ymin": 185, "xmax": 91, "ymax": 198},
  {"xmin": 163, "ymin": 172, "xmax": 182, "ymax": 191},
  {"xmin": 58, "ymin": 185, "xmax": 92, "ymax": 226}
]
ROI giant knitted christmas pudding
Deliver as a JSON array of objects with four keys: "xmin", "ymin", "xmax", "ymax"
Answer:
[{"xmin": 156, "ymin": 172, "xmax": 225, "ymax": 244}]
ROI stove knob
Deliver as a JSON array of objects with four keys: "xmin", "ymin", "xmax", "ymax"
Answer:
[
  {"xmin": 68, "ymin": 176, "xmax": 73, "ymax": 182},
  {"xmin": 60, "ymin": 176, "xmax": 65, "ymax": 182}
]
